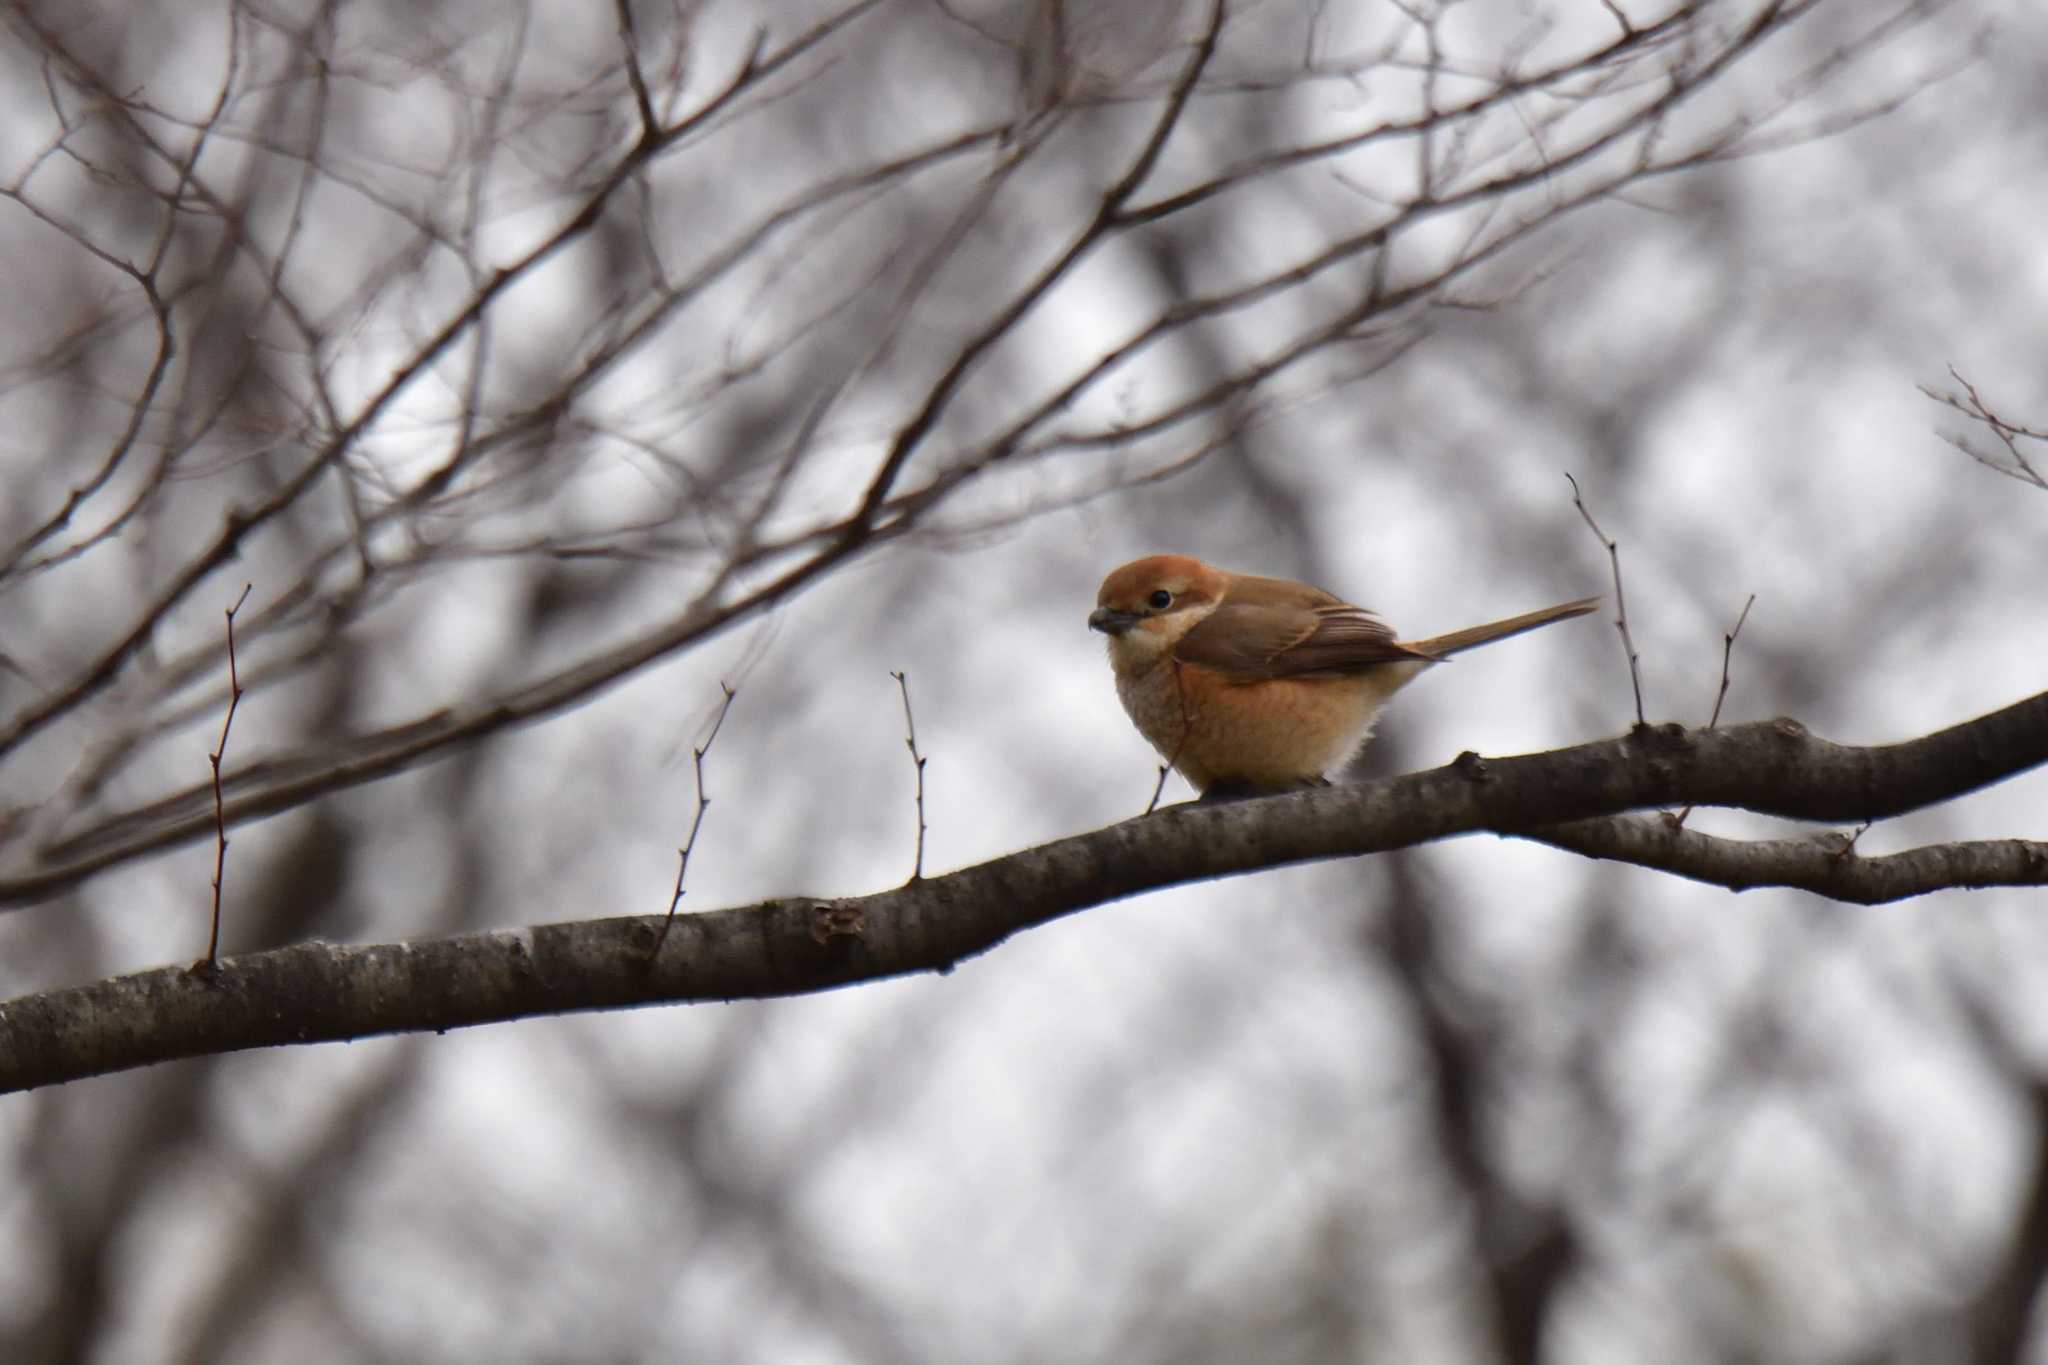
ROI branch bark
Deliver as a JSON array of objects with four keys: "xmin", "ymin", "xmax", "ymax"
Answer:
[{"xmin": 4, "ymin": 689, "xmax": 2045, "ymax": 1092}]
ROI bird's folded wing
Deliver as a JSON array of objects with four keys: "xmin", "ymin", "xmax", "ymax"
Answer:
[{"xmin": 1174, "ymin": 602, "xmax": 1435, "ymax": 680}]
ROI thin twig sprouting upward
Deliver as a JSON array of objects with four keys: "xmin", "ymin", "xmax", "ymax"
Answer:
[
  {"xmin": 612, "ymin": 0, "xmax": 658, "ymax": 142},
  {"xmin": 198, "ymin": 583, "xmax": 253, "ymax": 974},
  {"xmin": 889, "ymin": 670, "xmax": 928, "ymax": 882},
  {"xmin": 1705, "ymin": 594, "xmax": 1755, "ymax": 732},
  {"xmin": 1566, "ymin": 473, "xmax": 1646, "ymax": 728},
  {"xmin": 1145, "ymin": 659, "xmax": 1194, "ymax": 816},
  {"xmin": 1599, "ymin": 0, "xmax": 1636, "ymax": 39},
  {"xmin": 650, "ymin": 682, "xmax": 738, "ymax": 959},
  {"xmin": 1672, "ymin": 592, "xmax": 1755, "ymax": 829}
]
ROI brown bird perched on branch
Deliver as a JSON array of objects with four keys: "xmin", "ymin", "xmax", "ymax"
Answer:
[{"xmin": 1089, "ymin": 554, "xmax": 1598, "ymax": 799}]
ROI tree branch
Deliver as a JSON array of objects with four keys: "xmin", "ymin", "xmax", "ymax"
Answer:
[
  {"xmin": 4, "ymin": 689, "xmax": 2046, "ymax": 1091},
  {"xmin": 1523, "ymin": 816, "xmax": 2048, "ymax": 905}
]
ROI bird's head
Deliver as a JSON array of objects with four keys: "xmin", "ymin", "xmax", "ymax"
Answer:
[{"xmin": 1089, "ymin": 555, "xmax": 1227, "ymax": 666}]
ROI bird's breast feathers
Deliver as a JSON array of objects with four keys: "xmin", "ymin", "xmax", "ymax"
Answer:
[{"xmin": 1112, "ymin": 653, "xmax": 1426, "ymax": 788}]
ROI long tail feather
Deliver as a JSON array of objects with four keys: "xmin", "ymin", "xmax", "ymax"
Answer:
[{"xmin": 1403, "ymin": 596, "xmax": 1601, "ymax": 658}]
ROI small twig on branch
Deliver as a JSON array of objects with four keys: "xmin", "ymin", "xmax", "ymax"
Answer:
[
  {"xmin": 889, "ymin": 670, "xmax": 928, "ymax": 883},
  {"xmin": 612, "ymin": 0, "xmax": 658, "ymax": 142},
  {"xmin": 1145, "ymin": 658, "xmax": 1198, "ymax": 816},
  {"xmin": 198, "ymin": 583, "xmax": 253, "ymax": 974},
  {"xmin": 1920, "ymin": 365, "xmax": 2048, "ymax": 489},
  {"xmin": 1566, "ymin": 473, "xmax": 1646, "ymax": 728},
  {"xmin": 1828, "ymin": 820, "xmax": 1873, "ymax": 863},
  {"xmin": 1704, "ymin": 594, "xmax": 1754, "ymax": 731},
  {"xmin": 1671, "ymin": 592, "xmax": 1755, "ymax": 829},
  {"xmin": 1144, "ymin": 761, "xmax": 1174, "ymax": 817},
  {"xmin": 650, "ymin": 682, "xmax": 737, "ymax": 959}
]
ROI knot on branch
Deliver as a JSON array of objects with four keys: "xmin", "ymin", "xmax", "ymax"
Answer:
[
  {"xmin": 1627, "ymin": 721, "xmax": 1691, "ymax": 750},
  {"xmin": 811, "ymin": 902, "xmax": 866, "ymax": 946}
]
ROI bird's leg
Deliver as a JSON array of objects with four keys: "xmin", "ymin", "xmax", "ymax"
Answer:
[{"xmin": 1144, "ymin": 659, "xmax": 1198, "ymax": 816}]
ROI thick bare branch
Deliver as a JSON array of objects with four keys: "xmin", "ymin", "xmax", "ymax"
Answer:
[{"xmin": 5, "ymin": 687, "xmax": 2045, "ymax": 1090}]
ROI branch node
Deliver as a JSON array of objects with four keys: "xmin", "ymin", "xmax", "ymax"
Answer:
[
  {"xmin": 811, "ymin": 902, "xmax": 866, "ymax": 945},
  {"xmin": 1828, "ymin": 820, "xmax": 1872, "ymax": 863}
]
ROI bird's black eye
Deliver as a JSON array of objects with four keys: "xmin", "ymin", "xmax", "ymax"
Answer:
[{"xmin": 1147, "ymin": 589, "xmax": 1173, "ymax": 610}]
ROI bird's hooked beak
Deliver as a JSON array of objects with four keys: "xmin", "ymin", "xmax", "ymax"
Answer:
[{"xmin": 1089, "ymin": 606, "xmax": 1142, "ymax": 636}]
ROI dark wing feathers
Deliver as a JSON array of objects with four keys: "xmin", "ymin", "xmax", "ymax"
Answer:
[{"xmin": 1173, "ymin": 600, "xmax": 1434, "ymax": 681}]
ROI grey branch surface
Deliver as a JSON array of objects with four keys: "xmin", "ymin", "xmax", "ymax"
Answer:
[{"xmin": 4, "ymin": 689, "xmax": 2046, "ymax": 1093}]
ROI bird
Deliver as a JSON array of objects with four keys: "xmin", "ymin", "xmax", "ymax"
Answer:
[{"xmin": 1088, "ymin": 554, "xmax": 1598, "ymax": 799}]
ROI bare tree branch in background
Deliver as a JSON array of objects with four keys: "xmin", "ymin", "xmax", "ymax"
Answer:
[
  {"xmin": 0, "ymin": 0, "xmax": 1957, "ymax": 909},
  {"xmin": 0, "ymin": 3, "xmax": 2026, "ymax": 1362},
  {"xmin": 1923, "ymin": 366, "xmax": 2048, "ymax": 489}
]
